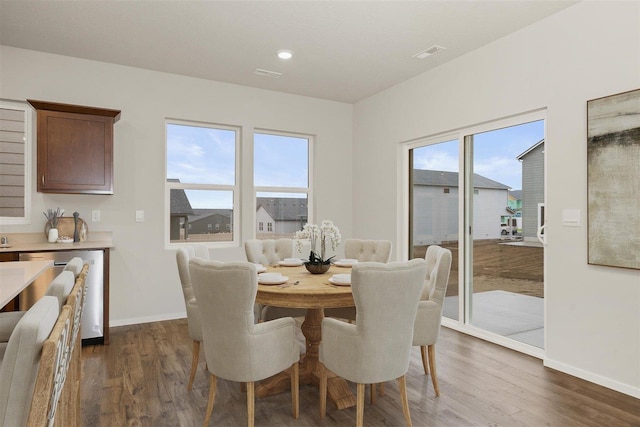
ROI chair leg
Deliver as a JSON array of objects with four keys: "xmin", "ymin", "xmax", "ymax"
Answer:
[
  {"xmin": 356, "ymin": 383, "xmax": 365, "ymax": 427},
  {"xmin": 398, "ymin": 375, "xmax": 412, "ymax": 427},
  {"xmin": 420, "ymin": 345, "xmax": 429, "ymax": 375},
  {"xmin": 319, "ymin": 363, "xmax": 327, "ymax": 419},
  {"xmin": 188, "ymin": 340, "xmax": 200, "ymax": 390},
  {"xmin": 379, "ymin": 382, "xmax": 385, "ymax": 396},
  {"xmin": 203, "ymin": 374, "xmax": 217, "ymax": 427},
  {"xmin": 428, "ymin": 344, "xmax": 440, "ymax": 397},
  {"xmin": 247, "ymin": 381, "xmax": 255, "ymax": 427},
  {"xmin": 370, "ymin": 383, "xmax": 376, "ymax": 404},
  {"xmin": 290, "ymin": 362, "xmax": 299, "ymax": 419}
]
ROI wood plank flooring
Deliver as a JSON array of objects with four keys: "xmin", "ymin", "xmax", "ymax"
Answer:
[{"xmin": 81, "ymin": 319, "xmax": 640, "ymax": 426}]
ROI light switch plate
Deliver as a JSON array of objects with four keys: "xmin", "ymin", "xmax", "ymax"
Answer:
[
  {"xmin": 92, "ymin": 210, "xmax": 101, "ymax": 222},
  {"xmin": 562, "ymin": 209, "xmax": 580, "ymax": 226},
  {"xmin": 135, "ymin": 210, "xmax": 144, "ymax": 222}
]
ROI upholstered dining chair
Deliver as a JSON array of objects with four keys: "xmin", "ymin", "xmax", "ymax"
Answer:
[
  {"xmin": 0, "ymin": 296, "xmax": 59, "ymax": 426},
  {"xmin": 319, "ymin": 259, "xmax": 427, "ymax": 427},
  {"xmin": 0, "ymin": 270, "xmax": 76, "ymax": 359},
  {"xmin": 324, "ymin": 238, "xmax": 393, "ymax": 322},
  {"xmin": 63, "ymin": 256, "xmax": 84, "ymax": 277},
  {"xmin": 176, "ymin": 244, "xmax": 210, "ymax": 390},
  {"xmin": 412, "ymin": 245, "xmax": 452, "ymax": 397},
  {"xmin": 189, "ymin": 258, "xmax": 300, "ymax": 427},
  {"xmin": 244, "ymin": 238, "xmax": 307, "ymax": 321}
]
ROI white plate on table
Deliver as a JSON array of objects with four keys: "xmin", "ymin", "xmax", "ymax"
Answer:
[
  {"xmin": 334, "ymin": 259, "xmax": 358, "ymax": 268},
  {"xmin": 253, "ymin": 263, "xmax": 267, "ymax": 273},
  {"xmin": 278, "ymin": 259, "xmax": 304, "ymax": 267},
  {"xmin": 258, "ymin": 273, "xmax": 288, "ymax": 285},
  {"xmin": 329, "ymin": 274, "xmax": 351, "ymax": 286}
]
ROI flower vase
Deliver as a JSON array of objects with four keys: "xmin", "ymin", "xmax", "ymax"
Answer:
[
  {"xmin": 48, "ymin": 228, "xmax": 59, "ymax": 243},
  {"xmin": 304, "ymin": 262, "xmax": 330, "ymax": 274}
]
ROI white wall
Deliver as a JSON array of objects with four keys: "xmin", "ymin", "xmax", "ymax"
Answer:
[
  {"xmin": 0, "ymin": 46, "xmax": 353, "ymax": 325},
  {"xmin": 353, "ymin": 1, "xmax": 639, "ymax": 397}
]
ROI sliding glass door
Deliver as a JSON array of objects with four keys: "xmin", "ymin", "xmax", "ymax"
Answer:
[{"xmin": 408, "ymin": 113, "xmax": 545, "ymax": 354}]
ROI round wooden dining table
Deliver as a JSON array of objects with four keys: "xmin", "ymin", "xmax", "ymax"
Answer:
[{"xmin": 254, "ymin": 264, "xmax": 356, "ymax": 409}]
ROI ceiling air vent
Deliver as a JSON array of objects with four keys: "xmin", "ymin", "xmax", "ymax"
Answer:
[
  {"xmin": 412, "ymin": 45, "xmax": 446, "ymax": 59},
  {"xmin": 254, "ymin": 68, "xmax": 282, "ymax": 78}
]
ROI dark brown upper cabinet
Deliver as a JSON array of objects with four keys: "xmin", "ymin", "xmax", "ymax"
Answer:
[{"xmin": 28, "ymin": 100, "xmax": 121, "ymax": 195}]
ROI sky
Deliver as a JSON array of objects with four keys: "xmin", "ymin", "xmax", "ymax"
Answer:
[{"xmin": 412, "ymin": 120, "xmax": 544, "ymax": 190}]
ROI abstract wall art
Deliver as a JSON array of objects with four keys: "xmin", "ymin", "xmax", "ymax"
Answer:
[{"xmin": 587, "ymin": 88, "xmax": 640, "ymax": 270}]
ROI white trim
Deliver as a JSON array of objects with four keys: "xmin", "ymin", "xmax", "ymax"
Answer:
[
  {"xmin": 110, "ymin": 311, "xmax": 186, "ymax": 327},
  {"xmin": 543, "ymin": 357, "xmax": 640, "ymax": 398}
]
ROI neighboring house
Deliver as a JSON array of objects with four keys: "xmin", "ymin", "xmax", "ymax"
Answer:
[
  {"xmin": 517, "ymin": 139, "xmax": 545, "ymax": 241},
  {"xmin": 256, "ymin": 197, "xmax": 308, "ymax": 235},
  {"xmin": 412, "ymin": 170, "xmax": 510, "ymax": 245},
  {"xmin": 168, "ymin": 179, "xmax": 194, "ymax": 241},
  {"xmin": 188, "ymin": 209, "xmax": 233, "ymax": 234}
]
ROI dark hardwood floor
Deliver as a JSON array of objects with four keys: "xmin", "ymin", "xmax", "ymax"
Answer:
[{"xmin": 81, "ymin": 319, "xmax": 640, "ymax": 426}]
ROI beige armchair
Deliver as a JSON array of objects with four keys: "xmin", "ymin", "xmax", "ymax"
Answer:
[
  {"xmin": 319, "ymin": 259, "xmax": 427, "ymax": 427},
  {"xmin": 324, "ymin": 238, "xmax": 393, "ymax": 321},
  {"xmin": 189, "ymin": 258, "xmax": 300, "ymax": 427},
  {"xmin": 0, "ymin": 296, "xmax": 59, "ymax": 426},
  {"xmin": 176, "ymin": 244, "xmax": 210, "ymax": 390},
  {"xmin": 412, "ymin": 245, "xmax": 452, "ymax": 396},
  {"xmin": 244, "ymin": 238, "xmax": 307, "ymax": 321}
]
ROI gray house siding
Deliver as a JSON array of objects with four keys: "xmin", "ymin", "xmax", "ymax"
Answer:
[{"xmin": 520, "ymin": 141, "xmax": 545, "ymax": 239}]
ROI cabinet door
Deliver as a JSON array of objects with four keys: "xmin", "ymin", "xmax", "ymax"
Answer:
[{"xmin": 37, "ymin": 110, "xmax": 114, "ymax": 194}]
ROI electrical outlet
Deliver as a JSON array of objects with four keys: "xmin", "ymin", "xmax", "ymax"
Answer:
[
  {"xmin": 92, "ymin": 210, "xmax": 101, "ymax": 222},
  {"xmin": 136, "ymin": 210, "xmax": 144, "ymax": 222}
]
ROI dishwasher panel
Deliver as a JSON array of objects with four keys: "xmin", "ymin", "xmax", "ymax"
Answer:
[{"xmin": 19, "ymin": 250, "xmax": 104, "ymax": 344}]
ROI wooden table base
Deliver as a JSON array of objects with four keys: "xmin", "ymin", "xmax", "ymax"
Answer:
[{"xmin": 255, "ymin": 308, "xmax": 356, "ymax": 409}]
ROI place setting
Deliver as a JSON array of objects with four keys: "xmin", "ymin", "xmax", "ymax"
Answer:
[
  {"xmin": 332, "ymin": 258, "xmax": 358, "ymax": 268},
  {"xmin": 327, "ymin": 273, "xmax": 351, "ymax": 287},
  {"xmin": 257, "ymin": 272, "xmax": 289, "ymax": 285},
  {"xmin": 277, "ymin": 257, "xmax": 305, "ymax": 267}
]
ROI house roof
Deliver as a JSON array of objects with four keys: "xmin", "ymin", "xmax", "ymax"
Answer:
[
  {"xmin": 413, "ymin": 170, "xmax": 510, "ymax": 190},
  {"xmin": 509, "ymin": 190, "xmax": 523, "ymax": 200},
  {"xmin": 517, "ymin": 139, "xmax": 545, "ymax": 160},
  {"xmin": 189, "ymin": 209, "xmax": 232, "ymax": 224},
  {"xmin": 168, "ymin": 179, "xmax": 194, "ymax": 216},
  {"xmin": 257, "ymin": 197, "xmax": 308, "ymax": 221}
]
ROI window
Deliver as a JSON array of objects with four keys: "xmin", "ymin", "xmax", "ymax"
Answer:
[
  {"xmin": 166, "ymin": 120, "xmax": 239, "ymax": 246},
  {"xmin": 0, "ymin": 100, "xmax": 32, "ymax": 225},
  {"xmin": 254, "ymin": 131, "xmax": 312, "ymax": 239}
]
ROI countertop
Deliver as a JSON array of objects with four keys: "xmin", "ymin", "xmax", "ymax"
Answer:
[{"xmin": 0, "ymin": 232, "xmax": 113, "ymax": 252}]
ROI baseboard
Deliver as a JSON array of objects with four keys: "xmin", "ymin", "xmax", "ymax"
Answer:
[
  {"xmin": 544, "ymin": 357, "xmax": 640, "ymax": 399},
  {"xmin": 109, "ymin": 311, "xmax": 186, "ymax": 328}
]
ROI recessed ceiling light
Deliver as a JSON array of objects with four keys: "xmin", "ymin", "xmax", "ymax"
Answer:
[
  {"xmin": 277, "ymin": 50, "xmax": 293, "ymax": 60},
  {"xmin": 412, "ymin": 45, "xmax": 446, "ymax": 59}
]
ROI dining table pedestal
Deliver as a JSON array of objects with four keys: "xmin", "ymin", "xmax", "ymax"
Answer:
[{"xmin": 254, "ymin": 265, "xmax": 356, "ymax": 410}]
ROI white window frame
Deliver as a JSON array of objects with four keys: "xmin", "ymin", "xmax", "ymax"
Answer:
[
  {"xmin": 165, "ymin": 118, "xmax": 240, "ymax": 249},
  {"xmin": 253, "ymin": 129, "xmax": 314, "ymax": 237},
  {"xmin": 0, "ymin": 99, "xmax": 32, "ymax": 225}
]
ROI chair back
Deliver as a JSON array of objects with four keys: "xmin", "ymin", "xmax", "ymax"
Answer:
[
  {"xmin": 45, "ymin": 270, "xmax": 76, "ymax": 310},
  {"xmin": 0, "ymin": 296, "xmax": 59, "ymax": 426},
  {"xmin": 331, "ymin": 259, "xmax": 426, "ymax": 383},
  {"xmin": 176, "ymin": 244, "xmax": 209, "ymax": 341},
  {"xmin": 422, "ymin": 246, "xmax": 452, "ymax": 305},
  {"xmin": 63, "ymin": 257, "xmax": 84, "ymax": 278},
  {"xmin": 244, "ymin": 238, "xmax": 293, "ymax": 266},
  {"xmin": 27, "ymin": 305, "xmax": 72, "ymax": 427},
  {"xmin": 344, "ymin": 239, "xmax": 392, "ymax": 262}
]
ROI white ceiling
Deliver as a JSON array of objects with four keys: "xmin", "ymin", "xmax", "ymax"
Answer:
[{"xmin": 0, "ymin": 1, "xmax": 578, "ymax": 104}]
